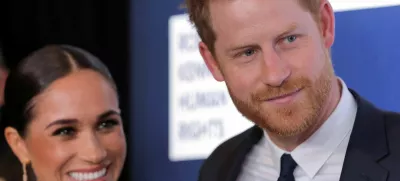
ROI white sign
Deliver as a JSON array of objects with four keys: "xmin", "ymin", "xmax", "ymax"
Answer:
[
  {"xmin": 168, "ymin": 15, "xmax": 254, "ymax": 162},
  {"xmin": 330, "ymin": 1, "xmax": 400, "ymax": 12},
  {"xmin": 168, "ymin": 1, "xmax": 400, "ymax": 162}
]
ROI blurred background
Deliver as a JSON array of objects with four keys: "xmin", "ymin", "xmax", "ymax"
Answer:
[{"xmin": 1, "ymin": 0, "xmax": 400, "ymax": 181}]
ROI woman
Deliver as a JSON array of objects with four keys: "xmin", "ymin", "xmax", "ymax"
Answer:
[{"xmin": 1, "ymin": 45, "xmax": 126, "ymax": 181}]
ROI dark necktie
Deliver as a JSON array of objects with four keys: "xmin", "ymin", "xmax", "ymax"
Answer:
[{"xmin": 277, "ymin": 154, "xmax": 298, "ymax": 181}]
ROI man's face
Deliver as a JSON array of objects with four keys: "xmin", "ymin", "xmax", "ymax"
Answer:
[{"xmin": 200, "ymin": 0, "xmax": 336, "ymax": 136}]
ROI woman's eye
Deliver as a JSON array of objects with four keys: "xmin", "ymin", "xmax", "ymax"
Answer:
[
  {"xmin": 52, "ymin": 127, "xmax": 76, "ymax": 136},
  {"xmin": 98, "ymin": 119, "xmax": 119, "ymax": 130}
]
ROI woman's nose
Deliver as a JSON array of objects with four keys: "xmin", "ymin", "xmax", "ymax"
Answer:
[{"xmin": 79, "ymin": 134, "xmax": 107, "ymax": 164}]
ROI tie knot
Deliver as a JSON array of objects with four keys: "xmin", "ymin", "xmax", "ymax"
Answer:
[{"xmin": 279, "ymin": 154, "xmax": 297, "ymax": 180}]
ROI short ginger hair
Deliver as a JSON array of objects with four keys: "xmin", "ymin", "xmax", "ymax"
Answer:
[{"xmin": 184, "ymin": 0, "xmax": 322, "ymax": 54}]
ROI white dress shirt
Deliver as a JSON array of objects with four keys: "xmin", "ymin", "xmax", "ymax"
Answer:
[{"xmin": 237, "ymin": 78, "xmax": 358, "ymax": 181}]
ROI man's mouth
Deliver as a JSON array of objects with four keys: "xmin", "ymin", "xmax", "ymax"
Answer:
[{"xmin": 264, "ymin": 88, "xmax": 303, "ymax": 103}]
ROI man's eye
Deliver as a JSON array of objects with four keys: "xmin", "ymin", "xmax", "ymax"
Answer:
[
  {"xmin": 242, "ymin": 49, "xmax": 256, "ymax": 57},
  {"xmin": 283, "ymin": 35, "xmax": 297, "ymax": 43}
]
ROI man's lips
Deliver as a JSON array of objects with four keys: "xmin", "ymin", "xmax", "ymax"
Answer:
[{"xmin": 264, "ymin": 88, "xmax": 303, "ymax": 102}]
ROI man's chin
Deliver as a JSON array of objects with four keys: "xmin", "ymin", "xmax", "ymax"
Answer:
[
  {"xmin": 256, "ymin": 113, "xmax": 312, "ymax": 137},
  {"xmin": 265, "ymin": 125, "xmax": 308, "ymax": 137}
]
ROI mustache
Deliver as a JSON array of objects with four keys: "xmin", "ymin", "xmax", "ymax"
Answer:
[{"xmin": 251, "ymin": 78, "xmax": 311, "ymax": 101}]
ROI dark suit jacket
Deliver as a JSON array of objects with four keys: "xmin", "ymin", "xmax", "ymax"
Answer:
[{"xmin": 198, "ymin": 89, "xmax": 400, "ymax": 181}]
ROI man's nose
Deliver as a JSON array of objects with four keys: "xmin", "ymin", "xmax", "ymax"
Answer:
[{"xmin": 260, "ymin": 49, "xmax": 291, "ymax": 87}]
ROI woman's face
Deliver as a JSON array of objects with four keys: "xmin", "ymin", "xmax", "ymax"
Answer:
[{"xmin": 11, "ymin": 70, "xmax": 126, "ymax": 181}]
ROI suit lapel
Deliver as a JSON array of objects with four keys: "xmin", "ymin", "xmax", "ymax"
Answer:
[
  {"xmin": 217, "ymin": 89, "xmax": 389, "ymax": 181},
  {"xmin": 219, "ymin": 126, "xmax": 263, "ymax": 181},
  {"xmin": 339, "ymin": 149, "xmax": 388, "ymax": 181},
  {"xmin": 339, "ymin": 90, "xmax": 389, "ymax": 181}
]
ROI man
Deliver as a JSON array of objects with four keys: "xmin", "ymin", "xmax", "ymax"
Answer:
[{"xmin": 184, "ymin": 0, "xmax": 400, "ymax": 180}]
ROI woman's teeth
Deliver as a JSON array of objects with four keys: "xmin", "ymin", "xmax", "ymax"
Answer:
[{"xmin": 69, "ymin": 168, "xmax": 106, "ymax": 181}]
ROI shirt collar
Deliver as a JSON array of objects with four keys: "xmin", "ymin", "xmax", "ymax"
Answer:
[{"xmin": 263, "ymin": 77, "xmax": 358, "ymax": 178}]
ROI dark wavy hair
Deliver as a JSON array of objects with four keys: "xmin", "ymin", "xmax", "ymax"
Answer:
[{"xmin": 1, "ymin": 45, "xmax": 117, "ymax": 137}]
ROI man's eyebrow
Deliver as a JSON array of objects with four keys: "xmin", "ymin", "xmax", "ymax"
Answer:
[{"xmin": 225, "ymin": 23, "xmax": 299, "ymax": 54}]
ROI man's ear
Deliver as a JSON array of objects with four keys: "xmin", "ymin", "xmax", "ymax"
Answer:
[
  {"xmin": 4, "ymin": 127, "xmax": 30, "ymax": 165},
  {"xmin": 199, "ymin": 42, "xmax": 224, "ymax": 82},
  {"xmin": 318, "ymin": 0, "xmax": 335, "ymax": 48}
]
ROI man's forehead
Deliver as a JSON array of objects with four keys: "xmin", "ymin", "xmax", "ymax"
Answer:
[
  {"xmin": 210, "ymin": 0, "xmax": 237, "ymax": 4},
  {"xmin": 209, "ymin": 0, "xmax": 239, "ymax": 7},
  {"xmin": 210, "ymin": 0, "xmax": 299, "ymax": 4}
]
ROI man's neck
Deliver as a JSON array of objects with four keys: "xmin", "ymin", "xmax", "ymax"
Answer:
[{"xmin": 268, "ymin": 77, "xmax": 343, "ymax": 152}]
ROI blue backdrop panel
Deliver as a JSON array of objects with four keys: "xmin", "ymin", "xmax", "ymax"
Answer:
[
  {"xmin": 332, "ymin": 6, "xmax": 400, "ymax": 112},
  {"xmin": 130, "ymin": 1, "xmax": 400, "ymax": 180},
  {"xmin": 130, "ymin": 1, "xmax": 203, "ymax": 181}
]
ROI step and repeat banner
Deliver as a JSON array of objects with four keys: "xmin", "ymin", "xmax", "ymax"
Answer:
[
  {"xmin": 131, "ymin": 1, "xmax": 400, "ymax": 181},
  {"xmin": 168, "ymin": 16, "xmax": 253, "ymax": 161}
]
